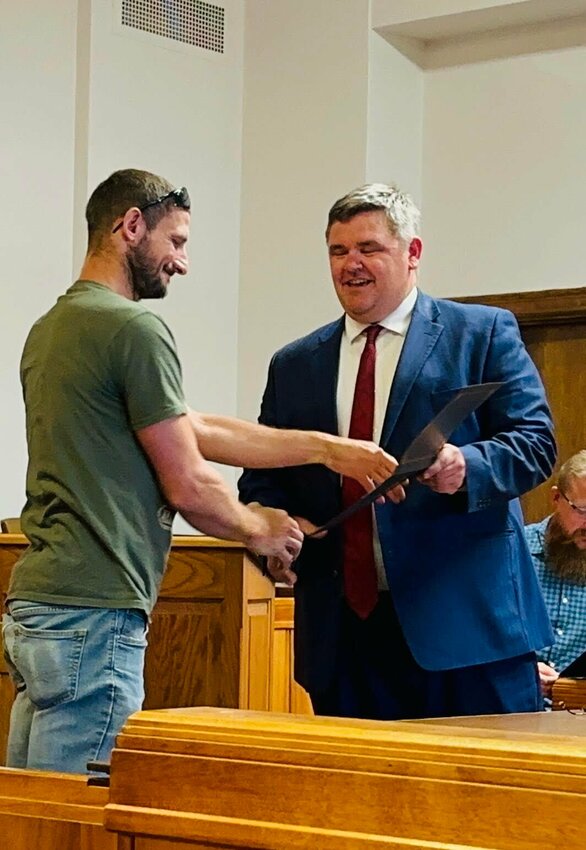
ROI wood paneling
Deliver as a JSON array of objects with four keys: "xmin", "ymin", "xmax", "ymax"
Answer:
[
  {"xmin": 520, "ymin": 321, "xmax": 586, "ymax": 521},
  {"xmin": 452, "ymin": 287, "xmax": 586, "ymax": 523},
  {"xmin": 454, "ymin": 287, "xmax": 586, "ymax": 326}
]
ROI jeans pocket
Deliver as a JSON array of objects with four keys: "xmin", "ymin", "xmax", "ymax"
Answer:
[
  {"xmin": 118, "ymin": 610, "xmax": 149, "ymax": 648},
  {"xmin": 3, "ymin": 621, "xmax": 87, "ymax": 709}
]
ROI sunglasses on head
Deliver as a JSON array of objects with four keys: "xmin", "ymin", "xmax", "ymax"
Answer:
[{"xmin": 112, "ymin": 186, "xmax": 191, "ymax": 234}]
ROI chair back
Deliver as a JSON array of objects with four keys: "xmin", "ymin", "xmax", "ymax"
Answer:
[{"xmin": 0, "ymin": 518, "xmax": 21, "ymax": 533}]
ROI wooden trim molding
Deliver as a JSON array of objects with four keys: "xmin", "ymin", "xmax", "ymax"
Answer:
[
  {"xmin": 449, "ymin": 286, "xmax": 586, "ymax": 327},
  {"xmin": 0, "ymin": 533, "xmax": 246, "ymax": 549}
]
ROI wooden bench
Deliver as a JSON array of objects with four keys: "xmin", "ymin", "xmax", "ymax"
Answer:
[
  {"xmin": 0, "ymin": 767, "xmax": 120, "ymax": 850},
  {"xmin": 103, "ymin": 706, "xmax": 586, "ymax": 850}
]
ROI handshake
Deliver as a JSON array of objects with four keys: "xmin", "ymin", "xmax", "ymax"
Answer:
[
  {"xmin": 242, "ymin": 435, "xmax": 468, "ymax": 587},
  {"xmin": 242, "ymin": 436, "xmax": 405, "ymax": 583}
]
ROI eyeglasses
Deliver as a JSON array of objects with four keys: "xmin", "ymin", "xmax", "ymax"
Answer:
[
  {"xmin": 560, "ymin": 489, "xmax": 586, "ymax": 517},
  {"xmin": 111, "ymin": 186, "xmax": 190, "ymax": 234}
]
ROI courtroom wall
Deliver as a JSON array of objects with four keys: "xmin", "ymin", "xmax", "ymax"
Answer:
[
  {"xmin": 0, "ymin": 0, "xmax": 77, "ymax": 520},
  {"xmin": 421, "ymin": 46, "xmax": 586, "ymax": 297},
  {"xmin": 237, "ymin": 9, "xmax": 586, "ymax": 420},
  {"xmin": 237, "ymin": 2, "xmax": 428, "ymax": 424},
  {"xmin": 0, "ymin": 0, "xmax": 245, "ymax": 524},
  {"xmin": 366, "ymin": 31, "xmax": 423, "ymax": 202},
  {"xmin": 1, "ymin": 2, "xmax": 585, "ymax": 522},
  {"xmin": 237, "ymin": 0, "xmax": 371, "ymax": 423}
]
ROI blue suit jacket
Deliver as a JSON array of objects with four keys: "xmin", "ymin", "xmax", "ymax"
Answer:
[{"xmin": 239, "ymin": 292, "xmax": 556, "ymax": 694}]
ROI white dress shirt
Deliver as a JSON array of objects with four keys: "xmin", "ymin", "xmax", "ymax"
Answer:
[{"xmin": 336, "ymin": 287, "xmax": 417, "ymax": 589}]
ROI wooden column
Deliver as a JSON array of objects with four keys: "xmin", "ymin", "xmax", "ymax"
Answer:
[{"xmin": 271, "ymin": 596, "xmax": 313, "ymax": 715}]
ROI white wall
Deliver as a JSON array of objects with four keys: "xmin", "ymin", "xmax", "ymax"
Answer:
[
  {"xmin": 87, "ymin": 1, "xmax": 245, "ymax": 526},
  {"xmin": 235, "ymin": 12, "xmax": 422, "ymax": 424},
  {"xmin": 367, "ymin": 32, "xmax": 424, "ymax": 201},
  {"xmin": 237, "ymin": 0, "xmax": 371, "ymax": 422},
  {"xmin": 371, "ymin": 0, "xmax": 530, "ymax": 26},
  {"xmin": 0, "ymin": 0, "xmax": 245, "ymax": 522},
  {"xmin": 0, "ymin": 0, "xmax": 78, "ymax": 520},
  {"xmin": 2, "ymin": 1, "xmax": 585, "ymax": 522},
  {"xmin": 86, "ymin": 0, "xmax": 244, "ymax": 451},
  {"xmin": 421, "ymin": 46, "xmax": 586, "ymax": 296}
]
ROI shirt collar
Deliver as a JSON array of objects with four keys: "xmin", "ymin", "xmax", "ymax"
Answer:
[{"xmin": 344, "ymin": 287, "xmax": 418, "ymax": 343}]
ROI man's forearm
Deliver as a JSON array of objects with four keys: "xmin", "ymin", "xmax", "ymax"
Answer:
[
  {"xmin": 175, "ymin": 462, "xmax": 263, "ymax": 542},
  {"xmin": 189, "ymin": 409, "xmax": 398, "ymax": 496},
  {"xmin": 189, "ymin": 410, "xmax": 336, "ymax": 468},
  {"xmin": 136, "ymin": 413, "xmax": 302, "ymax": 565}
]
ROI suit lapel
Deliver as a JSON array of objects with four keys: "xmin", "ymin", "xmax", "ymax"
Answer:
[
  {"xmin": 308, "ymin": 317, "xmax": 344, "ymax": 435},
  {"xmin": 380, "ymin": 293, "xmax": 444, "ymax": 449}
]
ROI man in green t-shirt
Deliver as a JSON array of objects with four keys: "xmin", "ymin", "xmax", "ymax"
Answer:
[{"xmin": 2, "ymin": 169, "xmax": 400, "ymax": 773}]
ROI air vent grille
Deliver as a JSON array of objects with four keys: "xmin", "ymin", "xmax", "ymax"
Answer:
[{"xmin": 121, "ymin": 0, "xmax": 225, "ymax": 54}]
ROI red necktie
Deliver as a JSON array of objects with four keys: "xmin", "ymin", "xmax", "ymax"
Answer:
[{"xmin": 341, "ymin": 324, "xmax": 382, "ymax": 618}]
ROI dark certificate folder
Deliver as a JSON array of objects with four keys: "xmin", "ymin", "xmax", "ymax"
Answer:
[
  {"xmin": 559, "ymin": 651, "xmax": 586, "ymax": 679},
  {"xmin": 310, "ymin": 381, "xmax": 503, "ymax": 536}
]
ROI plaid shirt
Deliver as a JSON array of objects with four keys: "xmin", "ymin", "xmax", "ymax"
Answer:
[{"xmin": 525, "ymin": 517, "xmax": 586, "ymax": 672}]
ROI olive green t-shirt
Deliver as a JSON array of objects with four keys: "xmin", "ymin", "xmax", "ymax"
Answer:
[{"xmin": 8, "ymin": 280, "xmax": 188, "ymax": 614}]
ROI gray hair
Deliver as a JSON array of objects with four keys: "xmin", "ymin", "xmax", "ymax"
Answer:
[
  {"xmin": 326, "ymin": 183, "xmax": 421, "ymax": 243},
  {"xmin": 558, "ymin": 450, "xmax": 586, "ymax": 491}
]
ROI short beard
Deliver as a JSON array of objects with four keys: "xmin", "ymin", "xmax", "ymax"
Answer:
[
  {"xmin": 544, "ymin": 515, "xmax": 586, "ymax": 585},
  {"xmin": 127, "ymin": 238, "xmax": 167, "ymax": 301}
]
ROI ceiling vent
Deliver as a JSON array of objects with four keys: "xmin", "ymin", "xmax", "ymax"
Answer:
[{"xmin": 121, "ymin": 0, "xmax": 225, "ymax": 54}]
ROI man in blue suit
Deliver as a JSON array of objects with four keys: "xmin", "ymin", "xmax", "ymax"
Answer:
[{"xmin": 239, "ymin": 183, "xmax": 556, "ymax": 720}]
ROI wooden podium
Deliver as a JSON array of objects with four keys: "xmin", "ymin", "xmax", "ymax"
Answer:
[{"xmin": 0, "ymin": 534, "xmax": 276, "ymax": 763}]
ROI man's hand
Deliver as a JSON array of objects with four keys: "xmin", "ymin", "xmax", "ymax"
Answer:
[
  {"xmin": 265, "ymin": 517, "xmax": 325, "ymax": 586},
  {"xmin": 244, "ymin": 504, "xmax": 304, "ymax": 566},
  {"xmin": 266, "ymin": 556, "xmax": 297, "ymax": 587},
  {"xmin": 419, "ymin": 444, "xmax": 466, "ymax": 494},
  {"xmin": 537, "ymin": 661, "xmax": 559, "ymax": 696},
  {"xmin": 324, "ymin": 438, "xmax": 406, "ymax": 503}
]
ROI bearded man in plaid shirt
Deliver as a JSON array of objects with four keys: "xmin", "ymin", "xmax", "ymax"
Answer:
[{"xmin": 525, "ymin": 450, "xmax": 586, "ymax": 695}]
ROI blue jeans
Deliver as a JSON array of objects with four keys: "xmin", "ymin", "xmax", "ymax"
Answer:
[{"xmin": 2, "ymin": 601, "xmax": 148, "ymax": 773}]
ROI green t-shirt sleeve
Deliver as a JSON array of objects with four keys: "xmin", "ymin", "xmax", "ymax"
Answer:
[{"xmin": 111, "ymin": 311, "xmax": 188, "ymax": 430}]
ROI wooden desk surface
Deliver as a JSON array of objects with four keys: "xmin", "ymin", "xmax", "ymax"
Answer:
[
  {"xmin": 115, "ymin": 704, "xmax": 586, "ymax": 763},
  {"xmin": 405, "ymin": 709, "xmax": 586, "ymax": 736}
]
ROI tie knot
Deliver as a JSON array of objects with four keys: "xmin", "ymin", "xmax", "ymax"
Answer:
[{"xmin": 365, "ymin": 324, "xmax": 382, "ymax": 344}]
